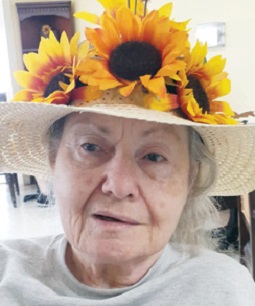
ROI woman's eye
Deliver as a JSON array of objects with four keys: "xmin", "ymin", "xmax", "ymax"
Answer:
[
  {"xmin": 144, "ymin": 153, "xmax": 165, "ymax": 162},
  {"xmin": 82, "ymin": 143, "xmax": 101, "ymax": 152}
]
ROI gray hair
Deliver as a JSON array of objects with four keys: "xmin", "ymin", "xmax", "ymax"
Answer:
[
  {"xmin": 171, "ymin": 127, "xmax": 219, "ymax": 253},
  {"xmin": 48, "ymin": 116, "xmax": 219, "ymax": 252}
]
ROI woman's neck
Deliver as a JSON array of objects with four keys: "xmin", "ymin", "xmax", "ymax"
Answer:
[{"xmin": 65, "ymin": 243, "xmax": 162, "ymax": 288}]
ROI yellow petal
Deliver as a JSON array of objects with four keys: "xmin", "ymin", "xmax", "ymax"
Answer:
[
  {"xmin": 140, "ymin": 75, "xmax": 166, "ymax": 98},
  {"xmin": 100, "ymin": 13, "xmax": 121, "ymax": 50},
  {"xmin": 23, "ymin": 53, "xmax": 39, "ymax": 74},
  {"xmin": 13, "ymin": 90, "xmax": 35, "ymax": 101},
  {"xmin": 73, "ymin": 11, "xmax": 100, "ymax": 24},
  {"xmin": 72, "ymin": 86, "xmax": 102, "ymax": 102},
  {"xmin": 14, "ymin": 71, "xmax": 44, "ymax": 90},
  {"xmin": 142, "ymin": 11, "xmax": 172, "ymax": 50},
  {"xmin": 192, "ymin": 116, "xmax": 218, "ymax": 124},
  {"xmin": 98, "ymin": 79, "xmax": 122, "ymax": 90},
  {"xmin": 169, "ymin": 19, "xmax": 190, "ymax": 31},
  {"xmin": 157, "ymin": 62, "xmax": 186, "ymax": 79},
  {"xmin": 60, "ymin": 31, "xmax": 71, "ymax": 63},
  {"xmin": 210, "ymin": 101, "xmax": 235, "ymax": 116},
  {"xmin": 98, "ymin": 0, "xmax": 126, "ymax": 11},
  {"xmin": 207, "ymin": 78, "xmax": 231, "ymax": 99},
  {"xmin": 119, "ymin": 82, "xmax": 136, "ymax": 97},
  {"xmin": 38, "ymin": 32, "xmax": 64, "ymax": 65},
  {"xmin": 130, "ymin": 0, "xmax": 145, "ymax": 16},
  {"xmin": 34, "ymin": 52, "xmax": 52, "ymax": 75},
  {"xmin": 76, "ymin": 40, "xmax": 90, "ymax": 64},
  {"xmin": 62, "ymin": 78, "xmax": 75, "ymax": 93},
  {"xmin": 116, "ymin": 7, "xmax": 141, "ymax": 42},
  {"xmin": 158, "ymin": 3, "xmax": 172, "ymax": 18},
  {"xmin": 203, "ymin": 55, "xmax": 226, "ymax": 76},
  {"xmin": 213, "ymin": 114, "xmax": 237, "ymax": 124},
  {"xmin": 86, "ymin": 20, "xmax": 120, "ymax": 59},
  {"xmin": 47, "ymin": 32, "xmax": 63, "ymax": 58},
  {"xmin": 143, "ymin": 93, "xmax": 178, "ymax": 112},
  {"xmin": 46, "ymin": 91, "xmax": 70, "ymax": 104},
  {"xmin": 188, "ymin": 41, "xmax": 207, "ymax": 71},
  {"xmin": 69, "ymin": 32, "xmax": 80, "ymax": 59}
]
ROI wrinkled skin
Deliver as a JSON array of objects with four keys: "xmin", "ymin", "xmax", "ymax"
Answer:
[{"xmin": 52, "ymin": 113, "xmax": 192, "ymax": 288}]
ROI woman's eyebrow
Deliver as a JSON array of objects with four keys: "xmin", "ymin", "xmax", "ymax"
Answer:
[
  {"xmin": 142, "ymin": 127, "xmax": 164, "ymax": 137},
  {"xmin": 70, "ymin": 122, "xmax": 111, "ymax": 135},
  {"xmin": 141, "ymin": 126, "xmax": 180, "ymax": 141},
  {"xmin": 91, "ymin": 124, "xmax": 110, "ymax": 135}
]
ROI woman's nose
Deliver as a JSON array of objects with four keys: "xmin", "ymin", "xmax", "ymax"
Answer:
[{"xmin": 101, "ymin": 154, "xmax": 140, "ymax": 200}]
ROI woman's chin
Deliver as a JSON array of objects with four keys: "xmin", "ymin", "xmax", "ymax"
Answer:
[{"xmin": 83, "ymin": 239, "xmax": 146, "ymax": 265}]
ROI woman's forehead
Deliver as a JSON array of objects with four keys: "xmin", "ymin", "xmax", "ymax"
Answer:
[{"xmin": 64, "ymin": 112, "xmax": 188, "ymax": 141}]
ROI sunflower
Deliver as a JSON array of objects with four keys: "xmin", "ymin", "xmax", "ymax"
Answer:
[
  {"xmin": 177, "ymin": 41, "xmax": 237, "ymax": 124},
  {"xmin": 76, "ymin": 6, "xmax": 188, "ymax": 111},
  {"xmin": 13, "ymin": 31, "xmax": 99, "ymax": 105}
]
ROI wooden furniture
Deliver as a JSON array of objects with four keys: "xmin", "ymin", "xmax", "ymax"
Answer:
[
  {"xmin": 215, "ymin": 196, "xmax": 238, "ymax": 251},
  {"xmin": 4, "ymin": 174, "xmax": 20, "ymax": 208},
  {"xmin": 0, "ymin": 93, "xmax": 6, "ymax": 102},
  {"xmin": 222, "ymin": 193, "xmax": 255, "ymax": 280},
  {"xmin": 16, "ymin": 1, "xmax": 73, "ymax": 55},
  {"xmin": 238, "ymin": 192, "xmax": 255, "ymax": 280}
]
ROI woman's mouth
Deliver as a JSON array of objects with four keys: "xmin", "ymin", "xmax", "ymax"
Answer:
[
  {"xmin": 95, "ymin": 215, "xmax": 123, "ymax": 222},
  {"xmin": 93, "ymin": 213, "xmax": 139, "ymax": 225}
]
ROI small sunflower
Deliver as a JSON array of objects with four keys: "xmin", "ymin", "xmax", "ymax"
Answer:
[
  {"xmin": 13, "ymin": 31, "xmax": 99, "ymax": 105},
  {"xmin": 76, "ymin": 6, "xmax": 188, "ymax": 111},
  {"xmin": 177, "ymin": 41, "xmax": 237, "ymax": 124}
]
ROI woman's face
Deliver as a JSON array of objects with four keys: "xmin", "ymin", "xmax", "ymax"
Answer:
[{"xmin": 52, "ymin": 113, "xmax": 192, "ymax": 265}]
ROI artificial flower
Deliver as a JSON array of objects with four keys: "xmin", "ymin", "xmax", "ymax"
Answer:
[
  {"xmin": 177, "ymin": 41, "xmax": 237, "ymax": 124},
  {"xmin": 77, "ymin": 6, "xmax": 188, "ymax": 103},
  {"xmin": 13, "ymin": 31, "xmax": 92, "ymax": 105}
]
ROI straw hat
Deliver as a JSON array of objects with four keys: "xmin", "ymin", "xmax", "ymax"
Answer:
[{"xmin": 1, "ymin": 0, "xmax": 255, "ymax": 196}]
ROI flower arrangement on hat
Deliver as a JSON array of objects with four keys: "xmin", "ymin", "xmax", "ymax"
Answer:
[
  {"xmin": 13, "ymin": 31, "xmax": 101, "ymax": 105},
  {"xmin": 13, "ymin": 0, "xmax": 236, "ymax": 125}
]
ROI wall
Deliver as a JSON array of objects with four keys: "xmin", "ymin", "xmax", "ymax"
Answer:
[
  {"xmin": 1, "ymin": 0, "xmax": 20, "ymax": 99},
  {"xmin": 3, "ymin": 0, "xmax": 255, "ymax": 112},
  {"xmin": 0, "ymin": 0, "xmax": 12, "ymax": 98}
]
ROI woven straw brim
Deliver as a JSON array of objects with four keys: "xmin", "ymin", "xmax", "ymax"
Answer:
[{"xmin": 0, "ymin": 101, "xmax": 255, "ymax": 196}]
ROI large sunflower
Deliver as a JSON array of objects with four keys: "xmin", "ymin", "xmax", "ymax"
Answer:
[
  {"xmin": 177, "ymin": 41, "xmax": 237, "ymax": 124},
  {"xmin": 13, "ymin": 31, "xmax": 99, "ymax": 104},
  {"xmin": 76, "ymin": 6, "xmax": 188, "ymax": 111}
]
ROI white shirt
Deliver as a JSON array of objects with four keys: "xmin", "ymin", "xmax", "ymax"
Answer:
[{"xmin": 0, "ymin": 234, "xmax": 254, "ymax": 305}]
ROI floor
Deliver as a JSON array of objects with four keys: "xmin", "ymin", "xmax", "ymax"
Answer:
[{"xmin": 0, "ymin": 177, "xmax": 63, "ymax": 240}]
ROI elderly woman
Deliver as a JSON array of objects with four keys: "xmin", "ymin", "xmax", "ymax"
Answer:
[{"xmin": 0, "ymin": 1, "xmax": 255, "ymax": 305}]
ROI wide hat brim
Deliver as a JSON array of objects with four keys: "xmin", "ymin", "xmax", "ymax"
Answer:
[{"xmin": 1, "ymin": 101, "xmax": 255, "ymax": 196}]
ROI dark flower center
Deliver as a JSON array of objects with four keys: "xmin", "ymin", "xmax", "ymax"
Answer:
[
  {"xmin": 108, "ymin": 41, "xmax": 162, "ymax": 81},
  {"xmin": 75, "ymin": 77, "xmax": 87, "ymax": 88},
  {"xmin": 187, "ymin": 75, "xmax": 209, "ymax": 113},
  {"xmin": 166, "ymin": 84, "xmax": 177, "ymax": 94},
  {"xmin": 44, "ymin": 72, "xmax": 71, "ymax": 97}
]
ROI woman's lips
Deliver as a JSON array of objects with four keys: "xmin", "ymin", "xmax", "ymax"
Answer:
[{"xmin": 93, "ymin": 212, "xmax": 140, "ymax": 225}]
